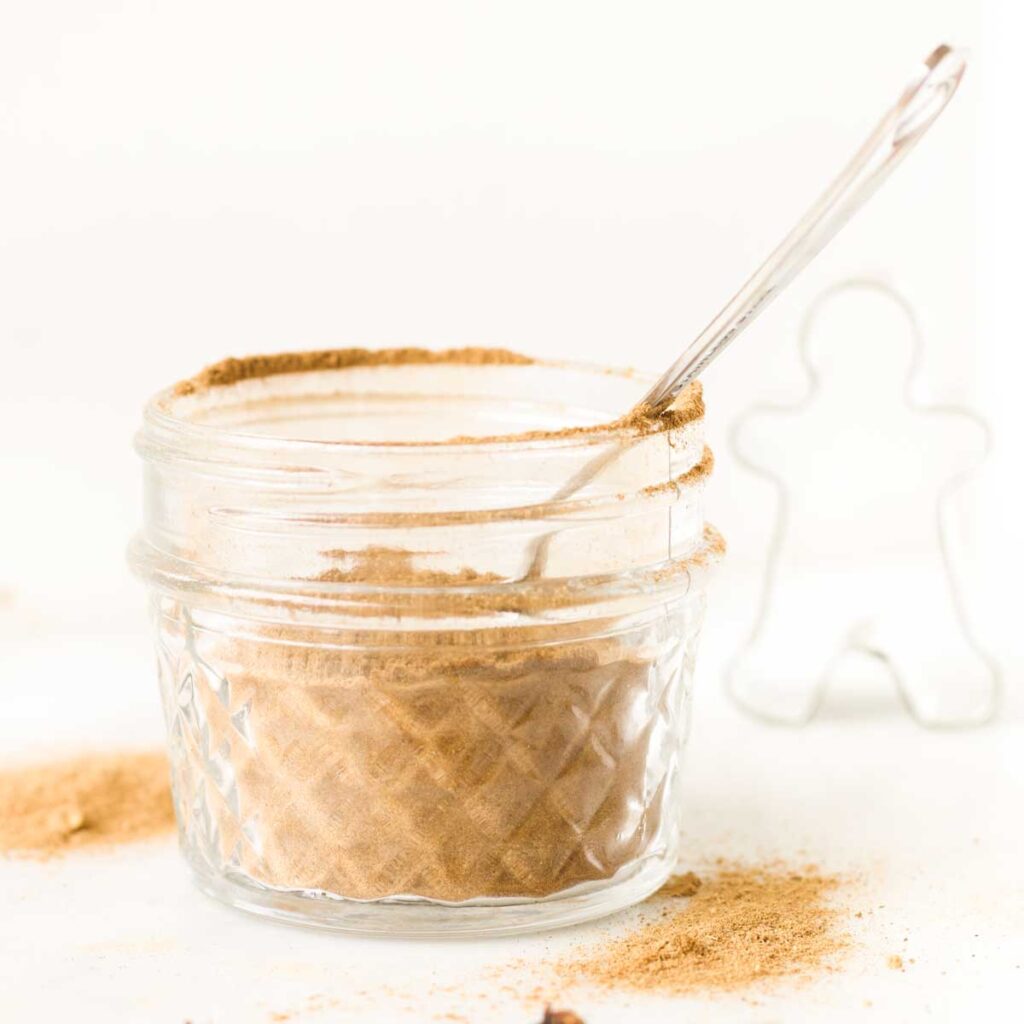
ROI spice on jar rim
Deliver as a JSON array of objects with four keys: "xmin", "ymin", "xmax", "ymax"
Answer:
[{"xmin": 169, "ymin": 346, "xmax": 705, "ymax": 445}]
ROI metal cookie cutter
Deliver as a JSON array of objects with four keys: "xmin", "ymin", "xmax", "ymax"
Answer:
[{"xmin": 725, "ymin": 278, "xmax": 1001, "ymax": 727}]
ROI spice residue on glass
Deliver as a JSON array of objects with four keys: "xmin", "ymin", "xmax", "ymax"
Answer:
[
  {"xmin": 134, "ymin": 345, "xmax": 721, "ymax": 933},
  {"xmin": 171, "ymin": 346, "xmax": 705, "ymax": 445}
]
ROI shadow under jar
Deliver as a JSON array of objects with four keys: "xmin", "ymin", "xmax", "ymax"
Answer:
[{"xmin": 129, "ymin": 349, "xmax": 722, "ymax": 937}]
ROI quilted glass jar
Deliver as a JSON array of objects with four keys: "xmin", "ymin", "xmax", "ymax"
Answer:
[{"xmin": 129, "ymin": 350, "xmax": 721, "ymax": 936}]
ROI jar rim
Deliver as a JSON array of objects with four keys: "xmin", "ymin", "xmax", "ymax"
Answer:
[
  {"xmin": 140, "ymin": 350, "xmax": 703, "ymax": 463},
  {"xmin": 133, "ymin": 350, "xmax": 716, "ymax": 599}
]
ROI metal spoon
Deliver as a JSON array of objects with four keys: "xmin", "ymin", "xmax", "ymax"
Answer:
[
  {"xmin": 525, "ymin": 45, "xmax": 965, "ymax": 580},
  {"xmin": 641, "ymin": 43, "xmax": 966, "ymax": 411}
]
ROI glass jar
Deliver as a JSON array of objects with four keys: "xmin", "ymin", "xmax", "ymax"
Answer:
[{"xmin": 129, "ymin": 350, "xmax": 721, "ymax": 937}]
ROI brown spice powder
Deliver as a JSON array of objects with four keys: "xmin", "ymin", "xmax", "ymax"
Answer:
[
  {"xmin": 316, "ymin": 546, "xmax": 504, "ymax": 586},
  {"xmin": 659, "ymin": 869, "xmax": 702, "ymax": 898},
  {"xmin": 305, "ymin": 527, "xmax": 722, "ymax": 619},
  {"xmin": 639, "ymin": 447, "xmax": 714, "ymax": 498},
  {"xmin": 157, "ymin": 345, "xmax": 716, "ymax": 906},
  {"xmin": 0, "ymin": 752, "xmax": 175, "ymax": 858},
  {"xmin": 170, "ymin": 346, "xmax": 704, "ymax": 445},
  {"xmin": 173, "ymin": 346, "xmax": 536, "ymax": 395},
  {"xmin": 443, "ymin": 387, "xmax": 703, "ymax": 445},
  {"xmin": 556, "ymin": 862, "xmax": 846, "ymax": 996},
  {"xmin": 192, "ymin": 626, "xmax": 694, "ymax": 902}
]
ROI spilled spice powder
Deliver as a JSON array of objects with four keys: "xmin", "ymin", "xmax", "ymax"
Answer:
[
  {"xmin": 659, "ymin": 870, "xmax": 703, "ymax": 898},
  {"xmin": 0, "ymin": 752, "xmax": 175, "ymax": 858},
  {"xmin": 541, "ymin": 1010, "xmax": 586, "ymax": 1024},
  {"xmin": 556, "ymin": 862, "xmax": 847, "ymax": 996}
]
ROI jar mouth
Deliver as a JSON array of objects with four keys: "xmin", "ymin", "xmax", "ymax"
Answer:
[
  {"xmin": 134, "ymin": 348, "xmax": 715, "ymax": 593},
  {"xmin": 141, "ymin": 348, "xmax": 702, "ymax": 464}
]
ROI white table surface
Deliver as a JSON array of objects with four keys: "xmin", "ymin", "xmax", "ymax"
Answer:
[{"xmin": 1, "ymin": 578, "xmax": 1021, "ymax": 1024}]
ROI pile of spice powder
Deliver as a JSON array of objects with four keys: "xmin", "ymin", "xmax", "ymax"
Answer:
[
  {"xmin": 0, "ymin": 752, "xmax": 175, "ymax": 858},
  {"xmin": 188, "ymin": 625, "xmax": 691, "ymax": 901},
  {"xmin": 555, "ymin": 862, "xmax": 847, "ymax": 996}
]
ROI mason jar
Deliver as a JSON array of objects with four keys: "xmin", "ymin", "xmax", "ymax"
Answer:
[{"xmin": 129, "ymin": 349, "xmax": 721, "ymax": 937}]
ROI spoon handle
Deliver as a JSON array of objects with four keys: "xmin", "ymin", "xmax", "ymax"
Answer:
[{"xmin": 641, "ymin": 44, "xmax": 966, "ymax": 410}]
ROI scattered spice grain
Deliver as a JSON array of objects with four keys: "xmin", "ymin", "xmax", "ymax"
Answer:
[
  {"xmin": 541, "ymin": 1010, "xmax": 586, "ymax": 1024},
  {"xmin": 556, "ymin": 862, "xmax": 846, "ymax": 996},
  {"xmin": 659, "ymin": 870, "xmax": 702, "ymax": 898},
  {"xmin": 0, "ymin": 752, "xmax": 175, "ymax": 858}
]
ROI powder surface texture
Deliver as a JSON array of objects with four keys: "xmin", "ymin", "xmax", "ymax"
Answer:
[
  {"xmin": 317, "ymin": 546, "xmax": 504, "ymax": 587},
  {"xmin": 165, "ymin": 528, "xmax": 715, "ymax": 903},
  {"xmin": 556, "ymin": 862, "xmax": 846, "ymax": 995},
  {"xmin": 0, "ymin": 752, "xmax": 175, "ymax": 858},
  {"xmin": 182, "ymin": 620, "xmax": 699, "ymax": 902},
  {"xmin": 305, "ymin": 527, "xmax": 722, "ymax": 619},
  {"xmin": 659, "ymin": 870, "xmax": 703, "ymax": 898}
]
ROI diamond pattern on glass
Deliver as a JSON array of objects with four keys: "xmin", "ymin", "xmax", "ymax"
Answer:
[{"xmin": 155, "ymin": 598, "xmax": 700, "ymax": 903}]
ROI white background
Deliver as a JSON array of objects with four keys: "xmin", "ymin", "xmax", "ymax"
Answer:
[{"xmin": 1, "ymin": 1, "xmax": 1021, "ymax": 1021}]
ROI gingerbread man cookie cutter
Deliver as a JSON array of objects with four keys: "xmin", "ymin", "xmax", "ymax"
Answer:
[{"xmin": 725, "ymin": 278, "xmax": 1001, "ymax": 728}]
